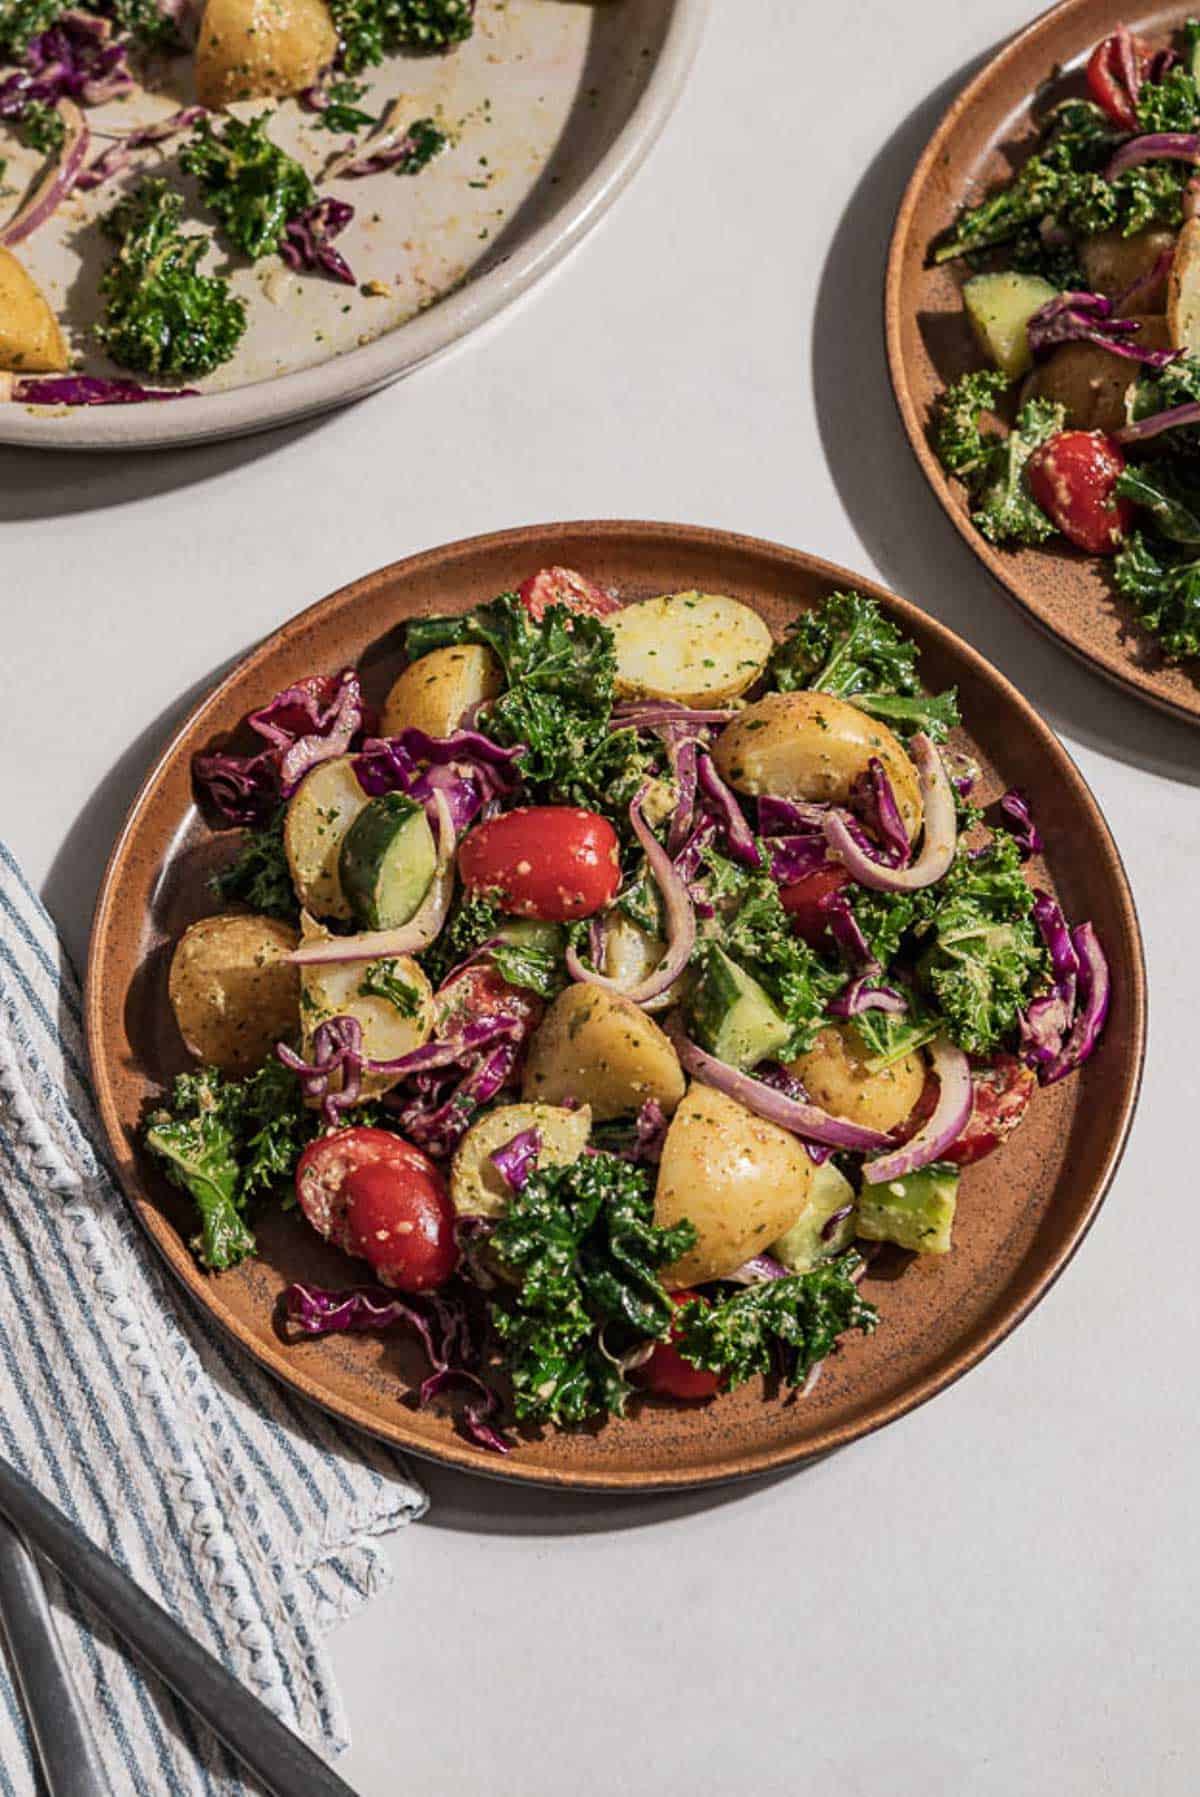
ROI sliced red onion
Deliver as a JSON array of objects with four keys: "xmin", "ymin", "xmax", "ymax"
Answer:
[
  {"xmin": 723, "ymin": 1253, "xmax": 791, "ymax": 1285},
  {"xmin": 566, "ymin": 783, "xmax": 695, "ymax": 1004},
  {"xmin": 0, "ymin": 99, "xmax": 88, "ymax": 247},
  {"xmin": 288, "ymin": 788, "xmax": 456, "ymax": 966},
  {"xmin": 697, "ymin": 752, "xmax": 762, "ymax": 867},
  {"xmin": 1115, "ymin": 398, "xmax": 1200, "ymax": 445},
  {"xmin": 1105, "ymin": 131, "xmax": 1200, "ymax": 180},
  {"xmin": 754, "ymin": 1063, "xmax": 832, "ymax": 1164},
  {"xmin": 1039, "ymin": 923, "xmax": 1110, "ymax": 1086},
  {"xmin": 998, "ymin": 787, "xmax": 1043, "ymax": 857},
  {"xmin": 1025, "ymin": 290, "xmax": 1180, "ymax": 369},
  {"xmin": 861, "ymin": 1037, "xmax": 971, "ymax": 1184},
  {"xmin": 667, "ymin": 737, "xmax": 700, "ymax": 856},
  {"xmin": 827, "ymin": 977, "xmax": 907, "ymax": 1020},
  {"xmin": 76, "ymin": 105, "xmax": 207, "ymax": 192},
  {"xmin": 820, "ymin": 1202, "xmax": 855, "ymax": 1242},
  {"xmin": 611, "ymin": 701, "xmax": 737, "ymax": 731},
  {"xmin": 669, "ymin": 1023, "xmax": 893, "ymax": 1153},
  {"xmin": 489, "ymin": 1128, "xmax": 541, "ymax": 1192},
  {"xmin": 823, "ymin": 734, "xmax": 955, "ymax": 892}
]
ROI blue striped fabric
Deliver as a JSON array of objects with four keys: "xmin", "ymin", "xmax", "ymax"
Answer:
[{"xmin": 0, "ymin": 843, "xmax": 427, "ymax": 1794}]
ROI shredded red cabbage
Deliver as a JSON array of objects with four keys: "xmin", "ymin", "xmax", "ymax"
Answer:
[
  {"xmin": 489, "ymin": 1127, "xmax": 541, "ymax": 1192},
  {"xmin": 353, "ymin": 728, "xmax": 522, "ymax": 835},
  {"xmin": 696, "ymin": 752, "xmax": 762, "ymax": 867},
  {"xmin": 193, "ymin": 669, "xmax": 366, "ymax": 824},
  {"xmin": 757, "ymin": 794, "xmax": 832, "ymax": 835},
  {"xmin": 0, "ymin": 14, "xmax": 132, "ymax": 120},
  {"xmin": 767, "ymin": 834, "xmax": 831, "ymax": 884},
  {"xmin": 77, "ymin": 105, "xmax": 208, "ymax": 192},
  {"xmin": 281, "ymin": 197, "xmax": 356, "ymax": 286},
  {"xmin": 1019, "ymin": 892, "xmax": 1109, "ymax": 1084},
  {"xmin": 9, "ymin": 374, "xmax": 197, "ymax": 405},
  {"xmin": 1026, "ymin": 291, "xmax": 1180, "ymax": 368},
  {"xmin": 851, "ymin": 758, "xmax": 910, "ymax": 867},
  {"xmin": 998, "ymin": 787, "xmax": 1043, "ymax": 858}
]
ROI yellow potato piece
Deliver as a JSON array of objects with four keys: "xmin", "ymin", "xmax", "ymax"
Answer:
[
  {"xmin": 654, "ymin": 1082, "xmax": 815, "ymax": 1288},
  {"xmin": 521, "ymin": 984, "xmax": 684, "ymax": 1121},
  {"xmin": 284, "ymin": 755, "xmax": 369, "ymax": 923},
  {"xmin": 381, "ymin": 645, "xmax": 504, "ymax": 739},
  {"xmin": 1026, "ymin": 321, "xmax": 1169, "ymax": 433},
  {"xmin": 788, "ymin": 1023, "xmax": 926, "ymax": 1137},
  {"xmin": 1081, "ymin": 227, "xmax": 1174, "ymax": 312},
  {"xmin": 610, "ymin": 592, "xmax": 772, "ymax": 706},
  {"xmin": 713, "ymin": 690, "xmax": 923, "ymax": 838},
  {"xmin": 450, "ymin": 1102, "xmax": 592, "ymax": 1218},
  {"xmin": 169, "ymin": 913, "xmax": 300, "ymax": 1073},
  {"xmin": 195, "ymin": 0, "xmax": 337, "ymax": 107},
  {"xmin": 1169, "ymin": 217, "xmax": 1200, "ymax": 354},
  {"xmin": 0, "ymin": 248, "xmax": 67, "ymax": 374},
  {"xmin": 299, "ymin": 916, "xmax": 434, "ymax": 1098}
]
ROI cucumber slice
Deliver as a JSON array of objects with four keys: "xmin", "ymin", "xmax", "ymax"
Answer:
[
  {"xmin": 689, "ymin": 946, "xmax": 790, "ymax": 1070},
  {"xmin": 857, "ymin": 1163, "xmax": 959, "ymax": 1256},
  {"xmin": 963, "ymin": 271, "xmax": 1058, "ymax": 379},
  {"xmin": 339, "ymin": 793, "xmax": 437, "ymax": 931},
  {"xmin": 771, "ymin": 1160, "xmax": 858, "ymax": 1272}
]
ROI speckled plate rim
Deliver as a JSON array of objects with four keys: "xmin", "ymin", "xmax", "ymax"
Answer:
[
  {"xmin": 0, "ymin": 0, "xmax": 709, "ymax": 455},
  {"xmin": 885, "ymin": 0, "xmax": 1200, "ymax": 728},
  {"xmin": 85, "ymin": 522, "xmax": 1146, "ymax": 1492}
]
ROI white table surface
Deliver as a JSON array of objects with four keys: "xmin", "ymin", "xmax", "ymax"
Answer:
[{"xmin": 3, "ymin": 3, "xmax": 1199, "ymax": 1792}]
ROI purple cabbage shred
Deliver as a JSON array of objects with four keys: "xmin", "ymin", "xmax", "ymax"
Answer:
[{"xmin": 281, "ymin": 197, "xmax": 356, "ymax": 285}]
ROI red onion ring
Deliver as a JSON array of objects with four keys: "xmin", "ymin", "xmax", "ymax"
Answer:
[
  {"xmin": 0, "ymin": 100, "xmax": 88, "ymax": 248},
  {"xmin": 566, "ymin": 782, "xmax": 695, "ymax": 1005},
  {"xmin": 668, "ymin": 1022, "xmax": 893, "ymax": 1153},
  {"xmin": 861, "ymin": 1037, "xmax": 971, "ymax": 1184},
  {"xmin": 823, "ymin": 734, "xmax": 956, "ymax": 892},
  {"xmin": 289, "ymin": 789, "xmax": 456, "ymax": 966},
  {"xmin": 1104, "ymin": 131, "xmax": 1200, "ymax": 181},
  {"xmin": 1115, "ymin": 398, "xmax": 1200, "ymax": 445}
]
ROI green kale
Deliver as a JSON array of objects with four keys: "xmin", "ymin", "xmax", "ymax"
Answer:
[
  {"xmin": 419, "ymin": 890, "xmax": 503, "ymax": 987},
  {"xmin": 849, "ymin": 998, "xmax": 940, "ymax": 1072},
  {"xmin": 210, "ymin": 807, "xmax": 298, "ymax": 921},
  {"xmin": 490, "ymin": 1153, "xmax": 696, "ymax": 1427},
  {"xmin": 488, "ymin": 934, "xmax": 565, "ymax": 1001},
  {"xmin": 934, "ymin": 372, "xmax": 1063, "ymax": 548},
  {"xmin": 418, "ymin": 891, "xmax": 566, "ymax": 996},
  {"xmin": 849, "ymin": 885, "xmax": 924, "ymax": 972},
  {"xmin": 672, "ymin": 1254, "xmax": 877, "ymax": 1389},
  {"xmin": 329, "ymin": 0, "xmax": 475, "ymax": 74},
  {"xmin": 18, "ymin": 99, "xmax": 65, "ymax": 156},
  {"xmin": 915, "ymin": 831, "xmax": 1046, "ymax": 1055},
  {"xmin": 312, "ymin": 79, "xmax": 376, "ymax": 134},
  {"xmin": 107, "ymin": 0, "xmax": 181, "ymax": 50},
  {"xmin": 766, "ymin": 590, "xmax": 960, "ymax": 742},
  {"xmin": 1113, "ymin": 530, "xmax": 1200, "ymax": 660},
  {"xmin": 144, "ymin": 1060, "xmax": 315, "ymax": 1269},
  {"xmin": 180, "ymin": 115, "xmax": 314, "ymax": 261},
  {"xmin": 1128, "ymin": 351, "xmax": 1200, "ymax": 454},
  {"xmin": 96, "ymin": 180, "xmax": 247, "ymax": 379},
  {"xmin": 697, "ymin": 846, "xmax": 841, "ymax": 1057},
  {"xmin": 1135, "ymin": 64, "xmax": 1200, "ymax": 133},
  {"xmin": 0, "ymin": 0, "xmax": 68, "ymax": 57},
  {"xmin": 357, "ymin": 959, "xmax": 422, "ymax": 1014},
  {"xmin": 1115, "ymin": 462, "xmax": 1200, "ymax": 546},
  {"xmin": 384, "ymin": 116, "xmax": 446, "ymax": 174}
]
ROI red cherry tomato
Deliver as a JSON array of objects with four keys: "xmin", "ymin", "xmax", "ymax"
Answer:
[
  {"xmin": 898, "ymin": 1053, "xmax": 1037, "ymax": 1167},
  {"xmin": 1026, "ymin": 431, "xmax": 1134, "ymax": 555},
  {"xmin": 458, "ymin": 806, "xmax": 621, "ymax": 921},
  {"xmin": 435, "ymin": 963, "xmax": 544, "ymax": 1042},
  {"xmin": 295, "ymin": 1127, "xmax": 452, "ymax": 1282},
  {"xmin": 636, "ymin": 1294, "xmax": 725, "ymax": 1402},
  {"xmin": 779, "ymin": 865, "xmax": 852, "ymax": 948},
  {"xmin": 518, "ymin": 567, "xmax": 622, "ymax": 623},
  {"xmin": 342, "ymin": 1159, "xmax": 457, "ymax": 1292},
  {"xmin": 1086, "ymin": 31, "xmax": 1152, "ymax": 130}
]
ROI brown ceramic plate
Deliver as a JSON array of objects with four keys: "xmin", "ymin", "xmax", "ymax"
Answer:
[
  {"xmin": 887, "ymin": 0, "xmax": 1200, "ymax": 726},
  {"xmin": 85, "ymin": 522, "xmax": 1145, "ymax": 1492}
]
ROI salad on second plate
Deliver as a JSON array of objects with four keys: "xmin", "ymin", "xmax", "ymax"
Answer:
[
  {"xmin": 144, "ymin": 567, "xmax": 1109, "ymax": 1451},
  {"xmin": 932, "ymin": 16, "xmax": 1200, "ymax": 674}
]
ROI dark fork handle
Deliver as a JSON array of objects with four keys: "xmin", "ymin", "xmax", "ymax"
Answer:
[
  {"xmin": 0, "ymin": 1519, "xmax": 113, "ymax": 1797},
  {"xmin": 0, "ymin": 1457, "xmax": 358, "ymax": 1797}
]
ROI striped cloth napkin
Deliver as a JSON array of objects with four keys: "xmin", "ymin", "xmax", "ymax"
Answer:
[{"xmin": 0, "ymin": 839, "xmax": 427, "ymax": 1796}]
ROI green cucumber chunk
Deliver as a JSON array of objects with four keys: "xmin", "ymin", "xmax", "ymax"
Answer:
[
  {"xmin": 689, "ymin": 946, "xmax": 791, "ymax": 1070},
  {"xmin": 772, "ymin": 1160, "xmax": 858, "ymax": 1272},
  {"xmin": 963, "ymin": 272, "xmax": 1058, "ymax": 379},
  {"xmin": 339, "ymin": 793, "xmax": 436, "ymax": 931},
  {"xmin": 857, "ymin": 1163, "xmax": 960, "ymax": 1256}
]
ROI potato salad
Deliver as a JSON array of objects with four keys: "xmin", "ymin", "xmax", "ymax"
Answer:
[{"xmin": 145, "ymin": 568, "xmax": 1110, "ymax": 1450}]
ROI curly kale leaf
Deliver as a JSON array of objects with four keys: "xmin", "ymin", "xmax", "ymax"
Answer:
[
  {"xmin": 0, "ymin": 0, "xmax": 68, "ymax": 57},
  {"xmin": 1128, "ymin": 351, "xmax": 1200, "ymax": 454},
  {"xmin": 1115, "ymin": 462, "xmax": 1200, "ymax": 546},
  {"xmin": 490, "ymin": 1153, "xmax": 696, "ymax": 1427},
  {"xmin": 916, "ymin": 831, "xmax": 1047, "ymax": 1055},
  {"xmin": 766, "ymin": 590, "xmax": 960, "ymax": 741},
  {"xmin": 1113, "ymin": 530, "xmax": 1200, "ymax": 660},
  {"xmin": 934, "ymin": 373, "xmax": 1063, "ymax": 548},
  {"xmin": 849, "ymin": 996, "xmax": 940, "ymax": 1071},
  {"xmin": 96, "ymin": 180, "xmax": 247, "ymax": 379},
  {"xmin": 144, "ymin": 1060, "xmax": 315, "ymax": 1269},
  {"xmin": 418, "ymin": 892, "xmax": 566, "ymax": 996},
  {"xmin": 358, "ymin": 960, "xmax": 423, "ymax": 1014},
  {"xmin": 17, "ymin": 99, "xmax": 65, "ymax": 154},
  {"xmin": 1135, "ymin": 64, "xmax": 1200, "ymax": 133},
  {"xmin": 181, "ymin": 115, "xmax": 314, "ymax": 261},
  {"xmin": 329, "ymin": 0, "xmax": 475, "ymax": 73},
  {"xmin": 311, "ymin": 78, "xmax": 376, "ymax": 134},
  {"xmin": 673, "ymin": 1254, "xmax": 877, "ymax": 1389},
  {"xmin": 210, "ymin": 807, "xmax": 298, "ymax": 921}
]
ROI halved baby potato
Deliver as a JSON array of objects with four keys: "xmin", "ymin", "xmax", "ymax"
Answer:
[
  {"xmin": 610, "ymin": 592, "xmax": 772, "ymax": 707},
  {"xmin": 1081, "ymin": 226, "xmax": 1174, "ymax": 312},
  {"xmin": 787, "ymin": 1022, "xmax": 926, "ymax": 1137},
  {"xmin": 195, "ymin": 0, "xmax": 337, "ymax": 107},
  {"xmin": 1168, "ymin": 217, "xmax": 1200, "ymax": 354},
  {"xmin": 0, "ymin": 248, "xmax": 68, "ymax": 374},
  {"xmin": 450, "ymin": 1101, "xmax": 593, "ymax": 1218},
  {"xmin": 654, "ymin": 1082, "xmax": 815, "ymax": 1288},
  {"xmin": 521, "ymin": 984, "xmax": 685, "ymax": 1121},
  {"xmin": 284, "ymin": 755, "xmax": 369, "ymax": 922},
  {"xmin": 712, "ymin": 690, "xmax": 923, "ymax": 837},
  {"xmin": 381, "ymin": 645, "xmax": 504, "ymax": 739},
  {"xmin": 298, "ymin": 915, "xmax": 434, "ymax": 1097},
  {"xmin": 168, "ymin": 913, "xmax": 300, "ymax": 1072},
  {"xmin": 1025, "ymin": 318, "xmax": 1170, "ymax": 432}
]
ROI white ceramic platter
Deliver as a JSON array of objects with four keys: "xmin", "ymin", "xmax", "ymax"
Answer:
[{"xmin": 0, "ymin": 0, "xmax": 708, "ymax": 450}]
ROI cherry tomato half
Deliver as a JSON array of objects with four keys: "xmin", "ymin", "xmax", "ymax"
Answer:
[
  {"xmin": 295, "ymin": 1127, "xmax": 455, "ymax": 1291},
  {"xmin": 342, "ymin": 1159, "xmax": 457, "ymax": 1292},
  {"xmin": 518, "ymin": 567, "xmax": 622, "ymax": 623},
  {"xmin": 1026, "ymin": 431, "xmax": 1133, "ymax": 555},
  {"xmin": 636, "ymin": 1294, "xmax": 725, "ymax": 1402},
  {"xmin": 458, "ymin": 806, "xmax": 622, "ymax": 921},
  {"xmin": 898, "ymin": 1053, "xmax": 1036, "ymax": 1167},
  {"xmin": 1086, "ymin": 31, "xmax": 1152, "ymax": 131},
  {"xmin": 779, "ymin": 865, "xmax": 852, "ymax": 948},
  {"xmin": 435, "ymin": 963, "xmax": 545, "ymax": 1044}
]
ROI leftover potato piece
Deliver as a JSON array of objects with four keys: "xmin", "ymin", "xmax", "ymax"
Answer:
[
  {"xmin": 381, "ymin": 645, "xmax": 504, "ymax": 738},
  {"xmin": 521, "ymin": 984, "xmax": 684, "ymax": 1121},
  {"xmin": 169, "ymin": 913, "xmax": 300, "ymax": 1072},
  {"xmin": 788, "ymin": 1023, "xmax": 926, "ymax": 1137},
  {"xmin": 450, "ymin": 1102, "xmax": 593, "ymax": 1218},
  {"xmin": 298, "ymin": 916, "xmax": 433, "ymax": 1097},
  {"xmin": 1025, "ymin": 319, "xmax": 1169, "ymax": 432},
  {"xmin": 1081, "ymin": 226, "xmax": 1174, "ymax": 312},
  {"xmin": 195, "ymin": 0, "xmax": 337, "ymax": 107},
  {"xmin": 0, "ymin": 249, "xmax": 68, "ymax": 374},
  {"xmin": 610, "ymin": 592, "xmax": 772, "ymax": 706},
  {"xmin": 1168, "ymin": 218, "xmax": 1200, "ymax": 354},
  {"xmin": 284, "ymin": 755, "xmax": 369, "ymax": 922}
]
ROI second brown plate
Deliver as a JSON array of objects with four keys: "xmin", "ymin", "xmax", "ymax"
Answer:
[
  {"xmin": 86, "ymin": 522, "xmax": 1145, "ymax": 1491},
  {"xmin": 887, "ymin": 0, "xmax": 1200, "ymax": 726}
]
